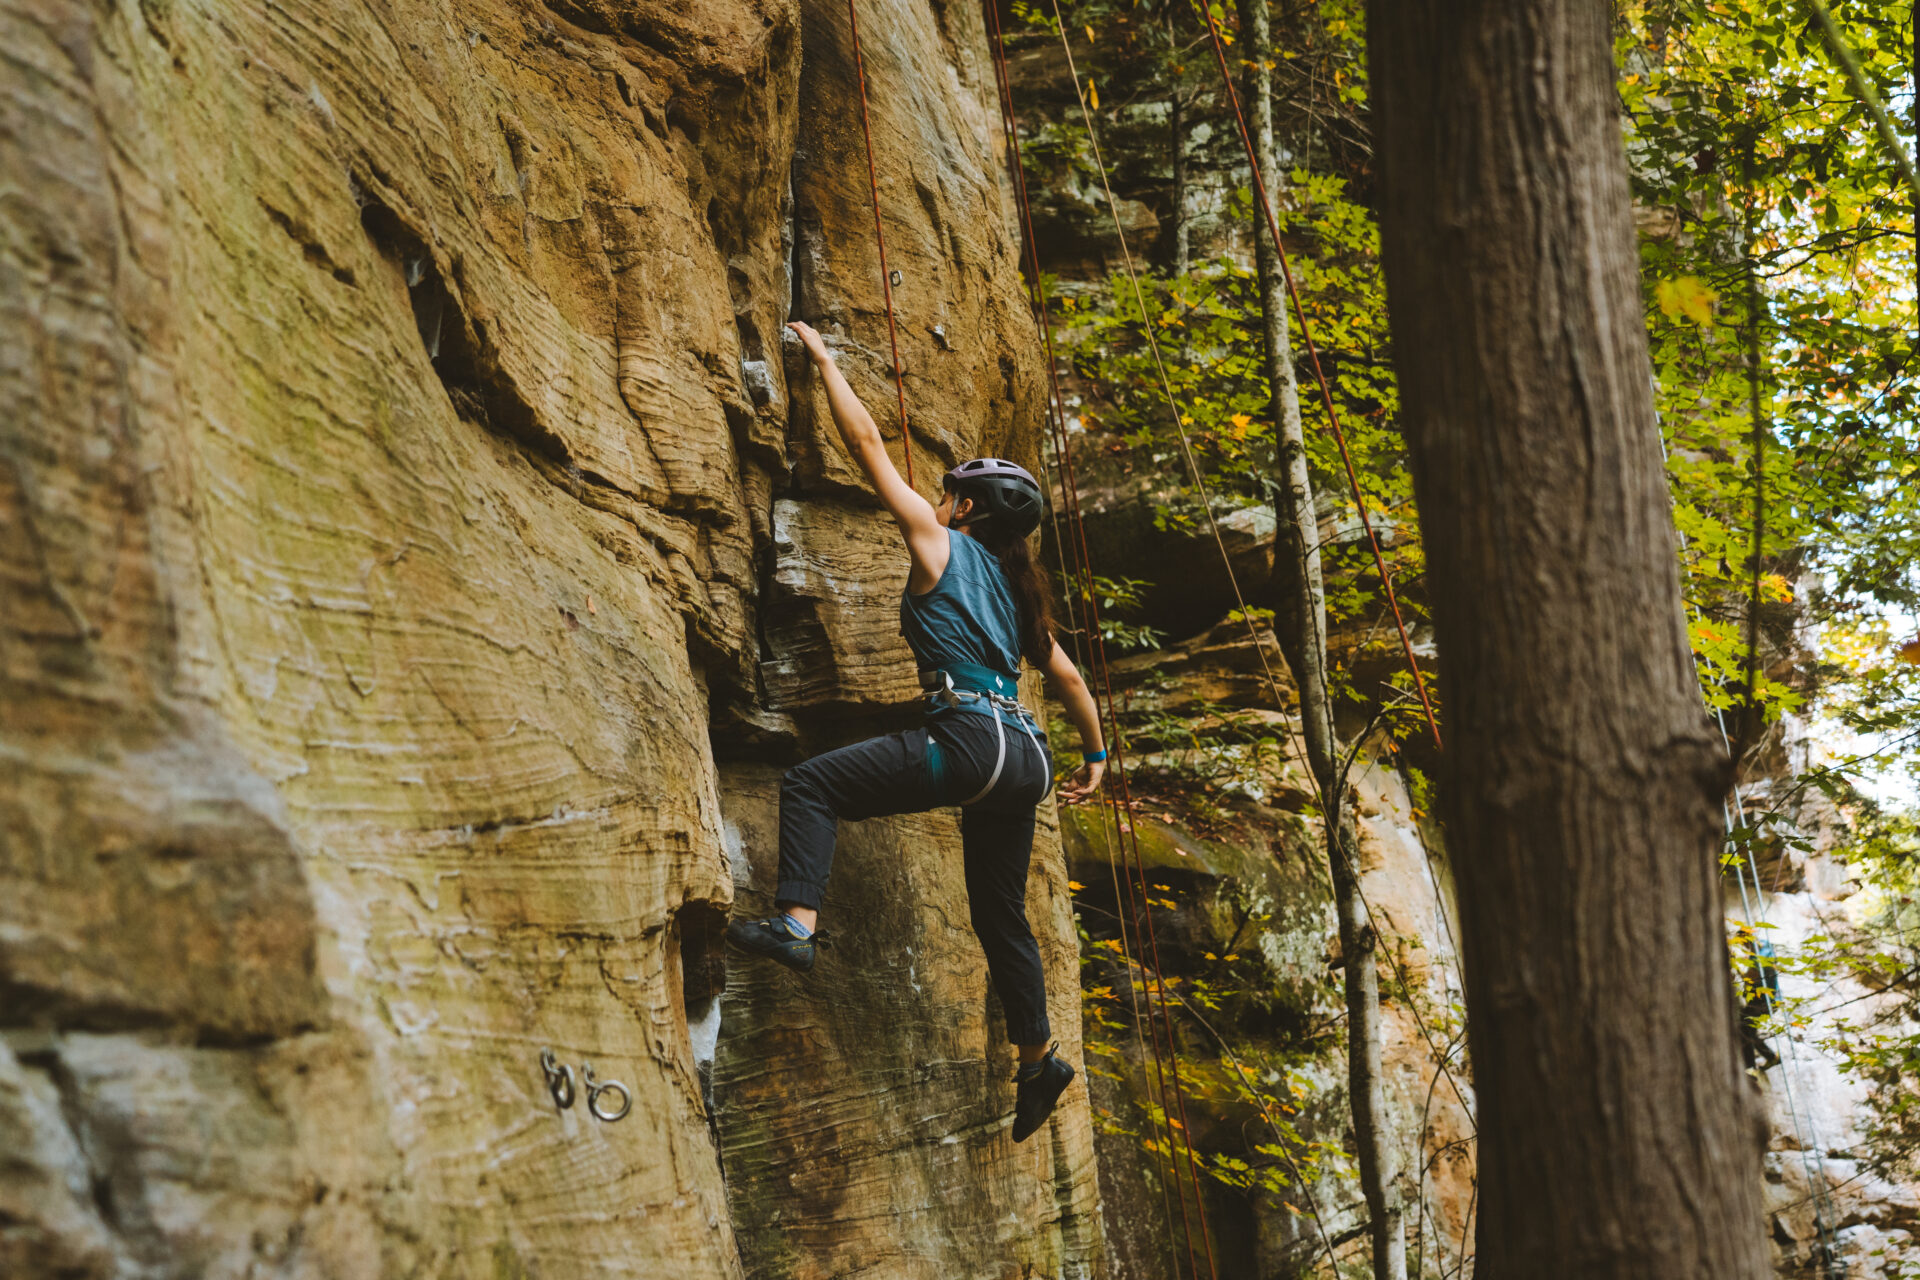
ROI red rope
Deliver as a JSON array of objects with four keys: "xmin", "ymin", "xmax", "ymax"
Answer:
[
  {"xmin": 1199, "ymin": 9, "xmax": 1442, "ymax": 751},
  {"xmin": 846, "ymin": 0, "xmax": 916, "ymax": 487},
  {"xmin": 984, "ymin": 8, "xmax": 1217, "ymax": 1278}
]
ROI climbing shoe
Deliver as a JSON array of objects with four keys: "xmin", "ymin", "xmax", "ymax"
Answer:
[
  {"xmin": 726, "ymin": 913, "xmax": 830, "ymax": 974},
  {"xmin": 1011, "ymin": 1045, "xmax": 1075, "ymax": 1143}
]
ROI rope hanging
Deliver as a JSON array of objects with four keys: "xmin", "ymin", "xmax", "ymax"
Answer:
[
  {"xmin": 1167, "ymin": 0, "xmax": 1481, "ymax": 1131},
  {"xmin": 1660, "ymin": 423, "xmax": 1844, "ymax": 1272},
  {"xmin": 1196, "ymin": 9, "xmax": 1442, "ymax": 752},
  {"xmin": 1024, "ymin": 0, "xmax": 1484, "ymax": 1254},
  {"xmin": 846, "ymin": 0, "xmax": 916, "ymax": 486},
  {"xmin": 982, "ymin": 8, "xmax": 1218, "ymax": 1275}
]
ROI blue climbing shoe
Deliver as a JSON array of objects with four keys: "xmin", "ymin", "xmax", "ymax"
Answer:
[
  {"xmin": 726, "ymin": 914, "xmax": 829, "ymax": 974},
  {"xmin": 1012, "ymin": 1045, "xmax": 1075, "ymax": 1143}
]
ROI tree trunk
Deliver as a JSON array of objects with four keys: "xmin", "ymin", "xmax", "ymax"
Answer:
[
  {"xmin": 1366, "ymin": 2, "xmax": 1770, "ymax": 1277},
  {"xmin": 1238, "ymin": 1, "xmax": 1405, "ymax": 1275}
]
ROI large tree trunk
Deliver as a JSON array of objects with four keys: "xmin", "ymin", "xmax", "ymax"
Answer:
[
  {"xmin": 1237, "ymin": 2, "xmax": 1404, "ymax": 1275},
  {"xmin": 1366, "ymin": 2, "xmax": 1770, "ymax": 1276}
]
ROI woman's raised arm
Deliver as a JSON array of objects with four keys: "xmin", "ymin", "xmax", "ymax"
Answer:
[{"xmin": 788, "ymin": 321, "xmax": 947, "ymax": 582}]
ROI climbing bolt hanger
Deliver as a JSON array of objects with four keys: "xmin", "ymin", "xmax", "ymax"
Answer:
[{"xmin": 846, "ymin": 0, "xmax": 917, "ymax": 487}]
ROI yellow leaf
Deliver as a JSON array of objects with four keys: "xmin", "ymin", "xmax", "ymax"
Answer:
[
  {"xmin": 1655, "ymin": 275, "xmax": 1718, "ymax": 326},
  {"xmin": 1085, "ymin": 23, "xmax": 1095, "ymax": 42},
  {"xmin": 1068, "ymin": 880, "xmax": 1086, "ymax": 891},
  {"xmin": 1760, "ymin": 572, "xmax": 1793, "ymax": 603},
  {"xmin": 1229, "ymin": 412, "xmax": 1253, "ymax": 430},
  {"xmin": 1087, "ymin": 79, "xmax": 1099, "ymax": 109},
  {"xmin": 1899, "ymin": 637, "xmax": 1920, "ymax": 666}
]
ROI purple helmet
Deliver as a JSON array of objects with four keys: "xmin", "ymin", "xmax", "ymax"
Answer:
[{"xmin": 943, "ymin": 457, "xmax": 1043, "ymax": 537}]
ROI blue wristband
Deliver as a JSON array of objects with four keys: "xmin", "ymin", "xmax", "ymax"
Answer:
[{"xmin": 1082, "ymin": 749, "xmax": 1108, "ymax": 764}]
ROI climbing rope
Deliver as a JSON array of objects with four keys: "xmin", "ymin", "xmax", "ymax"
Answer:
[
  {"xmin": 981, "ymin": 10, "xmax": 1216, "ymax": 1274},
  {"xmin": 1038, "ymin": 0, "xmax": 1478, "ymax": 1114},
  {"xmin": 1184, "ymin": 0, "xmax": 1482, "ymax": 1140},
  {"xmin": 845, "ymin": 0, "xmax": 916, "ymax": 487},
  {"xmin": 1195, "ymin": 7, "xmax": 1442, "ymax": 753},
  {"xmin": 1018, "ymin": 6, "xmax": 1481, "ymax": 1265},
  {"xmin": 847, "ymin": 4, "xmax": 1208, "ymax": 1267}
]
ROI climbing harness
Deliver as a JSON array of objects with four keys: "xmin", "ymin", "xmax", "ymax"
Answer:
[
  {"xmin": 920, "ymin": 664, "xmax": 1051, "ymax": 805},
  {"xmin": 540, "ymin": 1048, "xmax": 576, "ymax": 1110},
  {"xmin": 583, "ymin": 1061, "xmax": 633, "ymax": 1123}
]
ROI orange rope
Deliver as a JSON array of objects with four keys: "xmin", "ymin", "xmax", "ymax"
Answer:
[
  {"xmin": 985, "ymin": 7, "xmax": 1220, "ymax": 1277},
  {"xmin": 1198, "ymin": 8, "xmax": 1442, "ymax": 751},
  {"xmin": 846, "ymin": 0, "xmax": 915, "ymax": 487},
  {"xmin": 980, "ymin": 30, "xmax": 1189, "ymax": 1257}
]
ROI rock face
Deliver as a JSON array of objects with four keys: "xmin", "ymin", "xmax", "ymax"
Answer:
[{"xmin": 0, "ymin": 0, "xmax": 1100, "ymax": 1275}]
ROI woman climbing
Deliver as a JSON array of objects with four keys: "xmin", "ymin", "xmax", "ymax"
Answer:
[{"xmin": 727, "ymin": 320, "xmax": 1109, "ymax": 1144}]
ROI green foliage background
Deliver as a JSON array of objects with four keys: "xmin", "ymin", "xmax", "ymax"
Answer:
[{"xmin": 1008, "ymin": 0, "xmax": 1919, "ymax": 1258}]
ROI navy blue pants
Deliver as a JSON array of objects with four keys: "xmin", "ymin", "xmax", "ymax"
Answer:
[{"xmin": 775, "ymin": 711, "xmax": 1054, "ymax": 1045}]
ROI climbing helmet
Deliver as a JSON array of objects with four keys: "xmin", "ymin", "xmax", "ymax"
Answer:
[{"xmin": 942, "ymin": 457, "xmax": 1043, "ymax": 538}]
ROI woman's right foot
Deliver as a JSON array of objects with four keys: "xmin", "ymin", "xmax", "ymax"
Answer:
[
  {"xmin": 1011, "ymin": 1046, "xmax": 1075, "ymax": 1143},
  {"xmin": 726, "ymin": 914, "xmax": 829, "ymax": 974}
]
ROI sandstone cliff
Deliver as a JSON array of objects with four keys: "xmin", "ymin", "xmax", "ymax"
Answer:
[{"xmin": 0, "ymin": 0, "xmax": 1101, "ymax": 1275}]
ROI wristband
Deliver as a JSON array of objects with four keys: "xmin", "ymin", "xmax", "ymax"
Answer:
[{"xmin": 1081, "ymin": 749, "xmax": 1108, "ymax": 764}]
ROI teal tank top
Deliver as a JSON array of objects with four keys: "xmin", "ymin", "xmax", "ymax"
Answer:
[{"xmin": 900, "ymin": 529, "xmax": 1026, "ymax": 724}]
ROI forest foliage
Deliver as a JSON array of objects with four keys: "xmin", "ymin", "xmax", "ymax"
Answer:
[{"xmin": 1008, "ymin": 0, "xmax": 1920, "ymax": 1240}]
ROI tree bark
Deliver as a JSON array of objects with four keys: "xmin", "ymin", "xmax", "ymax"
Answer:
[
  {"xmin": 1366, "ymin": 2, "xmax": 1770, "ymax": 1277},
  {"xmin": 1239, "ymin": 1, "xmax": 1404, "ymax": 1275}
]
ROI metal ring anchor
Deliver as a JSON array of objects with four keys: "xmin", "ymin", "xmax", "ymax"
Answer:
[
  {"xmin": 539, "ymin": 1048, "xmax": 575, "ymax": 1110},
  {"xmin": 582, "ymin": 1061, "xmax": 631, "ymax": 1122}
]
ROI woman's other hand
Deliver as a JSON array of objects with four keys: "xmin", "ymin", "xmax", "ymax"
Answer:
[
  {"xmin": 787, "ymin": 320, "xmax": 831, "ymax": 362},
  {"xmin": 1058, "ymin": 759, "xmax": 1105, "ymax": 803}
]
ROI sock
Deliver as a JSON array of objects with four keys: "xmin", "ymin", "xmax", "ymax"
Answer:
[
  {"xmin": 779, "ymin": 911, "xmax": 814, "ymax": 939},
  {"xmin": 1016, "ymin": 1059, "xmax": 1046, "ymax": 1082}
]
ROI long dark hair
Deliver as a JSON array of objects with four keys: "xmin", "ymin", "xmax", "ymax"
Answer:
[{"xmin": 963, "ymin": 514, "xmax": 1056, "ymax": 669}]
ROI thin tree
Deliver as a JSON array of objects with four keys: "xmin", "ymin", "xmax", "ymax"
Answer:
[
  {"xmin": 1366, "ymin": 1, "xmax": 1771, "ymax": 1275},
  {"xmin": 1237, "ymin": 1, "xmax": 1407, "ymax": 1275}
]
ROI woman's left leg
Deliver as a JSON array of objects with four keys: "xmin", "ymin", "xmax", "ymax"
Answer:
[
  {"xmin": 962, "ymin": 799, "xmax": 1077, "ymax": 1142},
  {"xmin": 959, "ymin": 803, "xmax": 1050, "ymax": 1047}
]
